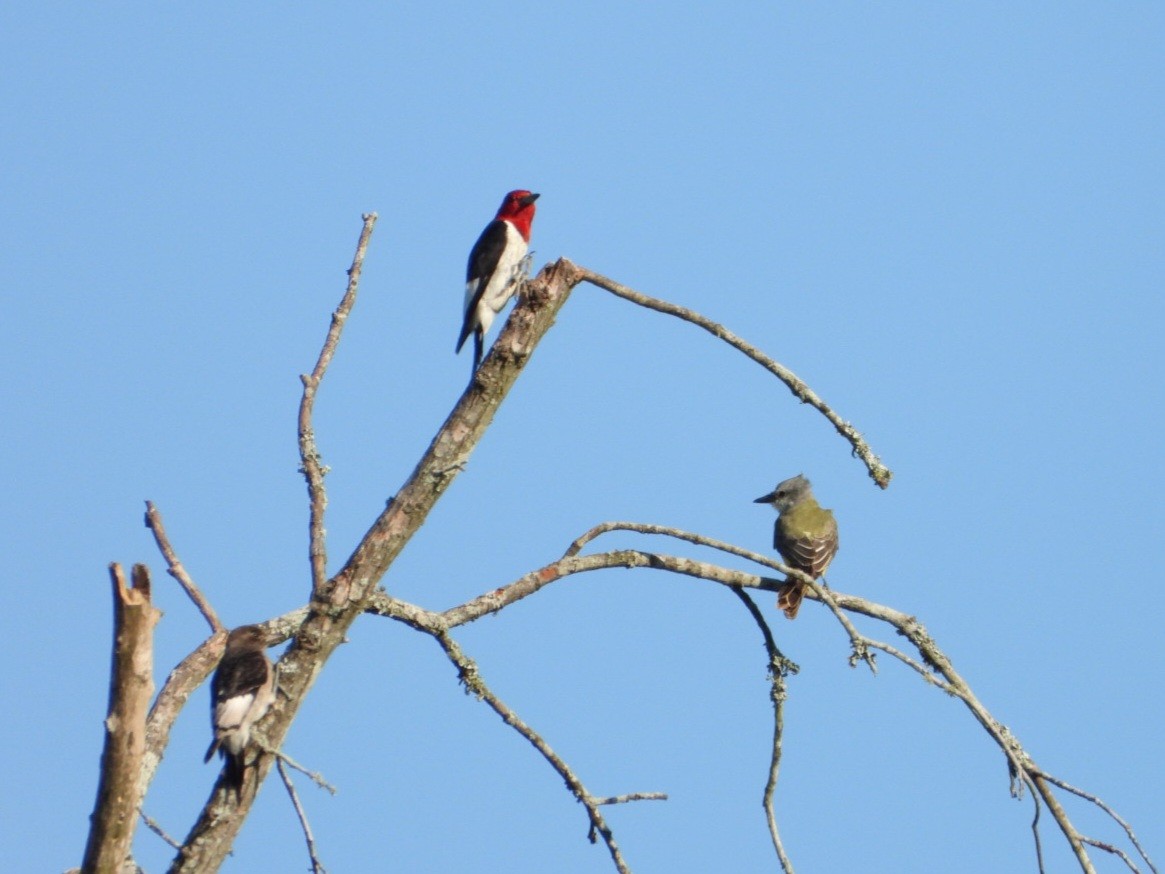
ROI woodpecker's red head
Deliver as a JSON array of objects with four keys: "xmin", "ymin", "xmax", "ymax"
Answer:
[{"xmin": 495, "ymin": 189, "xmax": 539, "ymax": 241}]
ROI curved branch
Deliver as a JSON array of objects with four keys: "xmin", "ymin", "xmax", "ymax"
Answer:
[{"xmin": 578, "ymin": 267, "xmax": 892, "ymax": 489}]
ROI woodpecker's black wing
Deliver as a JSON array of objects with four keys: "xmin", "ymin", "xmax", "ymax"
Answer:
[
  {"xmin": 212, "ymin": 649, "xmax": 271, "ymax": 705},
  {"xmin": 456, "ymin": 219, "xmax": 509, "ymax": 353}
]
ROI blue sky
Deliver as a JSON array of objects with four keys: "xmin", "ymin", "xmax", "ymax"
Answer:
[{"xmin": 3, "ymin": 3, "xmax": 1162, "ymax": 872}]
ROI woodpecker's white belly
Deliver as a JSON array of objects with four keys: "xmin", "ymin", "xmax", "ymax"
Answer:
[{"xmin": 465, "ymin": 223, "xmax": 528, "ymax": 337}]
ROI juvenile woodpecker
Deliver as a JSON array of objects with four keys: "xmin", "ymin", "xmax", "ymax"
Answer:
[
  {"xmin": 456, "ymin": 189, "xmax": 540, "ymax": 370},
  {"xmin": 204, "ymin": 624, "xmax": 275, "ymax": 797},
  {"xmin": 754, "ymin": 474, "xmax": 839, "ymax": 619}
]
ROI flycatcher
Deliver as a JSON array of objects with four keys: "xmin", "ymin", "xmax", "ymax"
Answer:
[{"xmin": 754, "ymin": 474, "xmax": 839, "ymax": 619}]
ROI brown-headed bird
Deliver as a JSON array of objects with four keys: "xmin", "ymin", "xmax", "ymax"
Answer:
[
  {"xmin": 754, "ymin": 474, "xmax": 839, "ymax": 619},
  {"xmin": 204, "ymin": 624, "xmax": 275, "ymax": 796}
]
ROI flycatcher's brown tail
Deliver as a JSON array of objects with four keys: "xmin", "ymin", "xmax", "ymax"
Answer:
[{"xmin": 777, "ymin": 581, "xmax": 804, "ymax": 620}]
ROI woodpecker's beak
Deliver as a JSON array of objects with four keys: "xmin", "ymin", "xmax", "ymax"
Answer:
[
  {"xmin": 753, "ymin": 491, "xmax": 777, "ymax": 504},
  {"xmin": 521, "ymin": 192, "xmax": 540, "ymax": 206}
]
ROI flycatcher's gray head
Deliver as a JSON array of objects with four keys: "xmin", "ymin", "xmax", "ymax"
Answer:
[{"xmin": 753, "ymin": 474, "xmax": 813, "ymax": 513}]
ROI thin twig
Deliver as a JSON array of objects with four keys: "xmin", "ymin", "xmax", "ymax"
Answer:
[
  {"xmin": 144, "ymin": 501, "xmax": 223, "ymax": 633},
  {"xmin": 260, "ymin": 744, "xmax": 337, "ymax": 795},
  {"xmin": 277, "ymin": 757, "xmax": 328, "ymax": 874},
  {"xmin": 863, "ymin": 639, "xmax": 954, "ymax": 693},
  {"xmin": 299, "ymin": 212, "xmax": 378, "ymax": 596},
  {"xmin": 578, "ymin": 267, "xmax": 892, "ymax": 489},
  {"xmin": 141, "ymin": 811, "xmax": 184, "ymax": 852},
  {"xmin": 1080, "ymin": 837, "xmax": 1141, "ymax": 873},
  {"xmin": 730, "ymin": 587, "xmax": 798, "ymax": 874},
  {"xmin": 1031, "ymin": 785, "xmax": 1046, "ymax": 874},
  {"xmin": 1035, "ymin": 771, "xmax": 1157, "ymax": 874}
]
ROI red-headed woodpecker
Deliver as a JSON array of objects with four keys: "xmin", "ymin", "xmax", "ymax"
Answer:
[
  {"xmin": 456, "ymin": 189, "xmax": 540, "ymax": 370},
  {"xmin": 204, "ymin": 625, "xmax": 275, "ymax": 797}
]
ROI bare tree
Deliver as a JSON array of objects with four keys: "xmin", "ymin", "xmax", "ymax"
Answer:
[{"xmin": 79, "ymin": 216, "xmax": 1156, "ymax": 874}]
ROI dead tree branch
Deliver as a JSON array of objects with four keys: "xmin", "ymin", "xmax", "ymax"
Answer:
[
  {"xmin": 140, "ymin": 812, "xmax": 184, "ymax": 853},
  {"xmin": 168, "ymin": 251, "xmax": 586, "ymax": 871},
  {"xmin": 82, "ymin": 564, "xmax": 162, "ymax": 874}
]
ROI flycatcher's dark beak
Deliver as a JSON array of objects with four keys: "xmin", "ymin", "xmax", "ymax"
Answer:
[
  {"xmin": 521, "ymin": 192, "xmax": 540, "ymax": 206},
  {"xmin": 753, "ymin": 492, "xmax": 777, "ymax": 504}
]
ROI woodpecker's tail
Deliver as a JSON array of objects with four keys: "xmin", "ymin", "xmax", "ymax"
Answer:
[
  {"xmin": 204, "ymin": 738, "xmax": 220, "ymax": 764},
  {"xmin": 777, "ymin": 580, "xmax": 804, "ymax": 620},
  {"xmin": 472, "ymin": 330, "xmax": 484, "ymax": 370},
  {"xmin": 223, "ymin": 751, "xmax": 246, "ymax": 799}
]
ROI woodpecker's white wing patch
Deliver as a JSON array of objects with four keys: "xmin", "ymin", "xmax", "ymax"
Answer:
[{"xmin": 217, "ymin": 693, "xmax": 255, "ymax": 731}]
